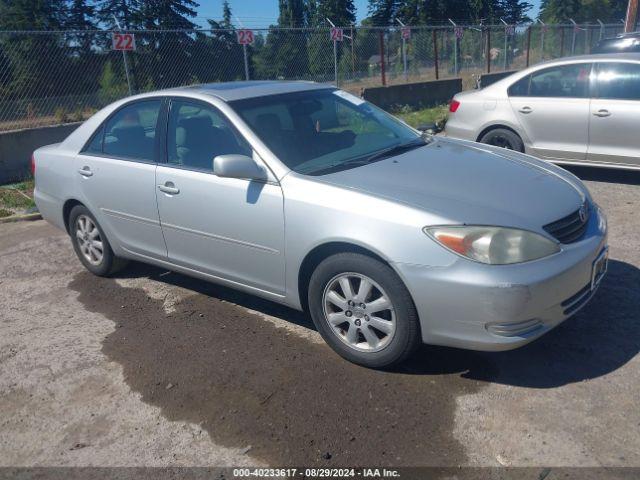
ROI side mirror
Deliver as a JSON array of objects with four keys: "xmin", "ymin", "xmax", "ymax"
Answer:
[{"xmin": 213, "ymin": 154, "xmax": 267, "ymax": 181}]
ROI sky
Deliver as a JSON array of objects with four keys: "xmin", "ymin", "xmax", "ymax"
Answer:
[{"xmin": 195, "ymin": 0, "xmax": 543, "ymax": 28}]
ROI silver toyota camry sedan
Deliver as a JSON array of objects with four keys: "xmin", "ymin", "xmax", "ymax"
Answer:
[
  {"xmin": 34, "ymin": 81, "xmax": 608, "ymax": 368},
  {"xmin": 445, "ymin": 53, "xmax": 640, "ymax": 171}
]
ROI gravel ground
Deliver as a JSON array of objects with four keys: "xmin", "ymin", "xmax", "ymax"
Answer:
[{"xmin": 0, "ymin": 166, "xmax": 639, "ymax": 471}]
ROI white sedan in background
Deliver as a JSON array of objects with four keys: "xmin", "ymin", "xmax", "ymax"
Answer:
[{"xmin": 445, "ymin": 53, "xmax": 640, "ymax": 171}]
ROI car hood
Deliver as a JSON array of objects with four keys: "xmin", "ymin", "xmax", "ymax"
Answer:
[{"xmin": 315, "ymin": 138, "xmax": 586, "ymax": 231}]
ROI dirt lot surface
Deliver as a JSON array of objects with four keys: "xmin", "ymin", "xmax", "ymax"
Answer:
[{"xmin": 1, "ymin": 166, "xmax": 639, "ymax": 471}]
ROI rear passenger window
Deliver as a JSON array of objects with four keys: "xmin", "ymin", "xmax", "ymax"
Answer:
[
  {"xmin": 84, "ymin": 125, "xmax": 105, "ymax": 154},
  {"xmin": 526, "ymin": 64, "xmax": 591, "ymax": 98},
  {"xmin": 508, "ymin": 75, "xmax": 531, "ymax": 96},
  {"xmin": 101, "ymin": 100, "xmax": 161, "ymax": 161},
  {"xmin": 595, "ymin": 62, "xmax": 640, "ymax": 100}
]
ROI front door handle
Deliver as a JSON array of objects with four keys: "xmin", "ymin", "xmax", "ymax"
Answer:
[
  {"xmin": 78, "ymin": 166, "xmax": 93, "ymax": 177},
  {"xmin": 518, "ymin": 106, "xmax": 533, "ymax": 114},
  {"xmin": 593, "ymin": 109, "xmax": 611, "ymax": 117},
  {"xmin": 158, "ymin": 182, "xmax": 180, "ymax": 195}
]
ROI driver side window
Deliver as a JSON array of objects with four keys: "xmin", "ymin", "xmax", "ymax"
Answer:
[{"xmin": 167, "ymin": 100, "xmax": 251, "ymax": 171}]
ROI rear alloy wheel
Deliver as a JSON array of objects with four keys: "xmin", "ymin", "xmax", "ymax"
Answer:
[
  {"xmin": 308, "ymin": 253, "xmax": 420, "ymax": 368},
  {"xmin": 68, "ymin": 205, "xmax": 127, "ymax": 277},
  {"xmin": 479, "ymin": 128, "xmax": 524, "ymax": 152}
]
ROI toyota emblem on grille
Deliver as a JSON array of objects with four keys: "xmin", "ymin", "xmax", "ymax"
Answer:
[{"xmin": 579, "ymin": 204, "xmax": 588, "ymax": 223}]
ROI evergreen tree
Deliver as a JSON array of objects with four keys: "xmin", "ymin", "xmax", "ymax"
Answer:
[
  {"xmin": 136, "ymin": 0, "xmax": 200, "ymax": 89},
  {"xmin": 66, "ymin": 0, "xmax": 97, "ymax": 55},
  {"xmin": 539, "ymin": 0, "xmax": 627, "ymax": 22},
  {"xmin": 222, "ymin": 0, "xmax": 233, "ymax": 28},
  {"xmin": 367, "ymin": 0, "xmax": 401, "ymax": 26},
  {"xmin": 497, "ymin": 0, "xmax": 533, "ymax": 23},
  {"xmin": 278, "ymin": 0, "xmax": 308, "ymax": 27},
  {"xmin": 138, "ymin": 0, "xmax": 198, "ymax": 29},
  {"xmin": 315, "ymin": 0, "xmax": 356, "ymax": 26},
  {"xmin": 0, "ymin": 0, "xmax": 68, "ymax": 98},
  {"xmin": 66, "ymin": 0, "xmax": 96, "ymax": 29},
  {"xmin": 254, "ymin": 0, "xmax": 309, "ymax": 80},
  {"xmin": 97, "ymin": 0, "xmax": 140, "ymax": 29}
]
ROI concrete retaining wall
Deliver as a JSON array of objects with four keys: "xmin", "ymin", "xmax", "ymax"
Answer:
[
  {"xmin": 0, "ymin": 123, "xmax": 80, "ymax": 184},
  {"xmin": 362, "ymin": 78, "xmax": 463, "ymax": 110},
  {"xmin": 479, "ymin": 70, "xmax": 518, "ymax": 88}
]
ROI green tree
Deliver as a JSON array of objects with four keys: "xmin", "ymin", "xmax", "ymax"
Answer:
[
  {"xmin": 367, "ymin": 0, "xmax": 401, "ymax": 26},
  {"xmin": 136, "ymin": 0, "xmax": 200, "ymax": 89},
  {"xmin": 538, "ymin": 0, "xmax": 627, "ymax": 22},
  {"xmin": 0, "ymin": 0, "xmax": 69, "ymax": 100},
  {"xmin": 98, "ymin": 60, "xmax": 128, "ymax": 104},
  {"xmin": 254, "ymin": 0, "xmax": 309, "ymax": 80},
  {"xmin": 496, "ymin": 0, "xmax": 533, "ymax": 23},
  {"xmin": 97, "ymin": 0, "xmax": 140, "ymax": 29}
]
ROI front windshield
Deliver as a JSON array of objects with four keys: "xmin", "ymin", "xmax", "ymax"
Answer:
[{"xmin": 229, "ymin": 89, "xmax": 423, "ymax": 175}]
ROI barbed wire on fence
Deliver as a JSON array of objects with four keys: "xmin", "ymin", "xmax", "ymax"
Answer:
[{"xmin": 0, "ymin": 22, "xmax": 628, "ymax": 131}]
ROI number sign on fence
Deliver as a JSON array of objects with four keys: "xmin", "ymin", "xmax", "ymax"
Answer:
[
  {"xmin": 112, "ymin": 33, "xmax": 135, "ymax": 51},
  {"xmin": 236, "ymin": 29, "xmax": 254, "ymax": 45},
  {"xmin": 401, "ymin": 26, "xmax": 411, "ymax": 40},
  {"xmin": 454, "ymin": 26, "xmax": 464, "ymax": 39},
  {"xmin": 330, "ymin": 27, "xmax": 344, "ymax": 42}
]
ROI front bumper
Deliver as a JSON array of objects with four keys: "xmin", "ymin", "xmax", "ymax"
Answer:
[{"xmin": 394, "ymin": 208, "xmax": 608, "ymax": 351}]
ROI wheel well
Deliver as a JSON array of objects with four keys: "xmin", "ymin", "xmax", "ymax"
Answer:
[
  {"xmin": 62, "ymin": 199, "xmax": 84, "ymax": 234},
  {"xmin": 476, "ymin": 124, "xmax": 523, "ymax": 148},
  {"xmin": 297, "ymin": 242, "xmax": 390, "ymax": 312}
]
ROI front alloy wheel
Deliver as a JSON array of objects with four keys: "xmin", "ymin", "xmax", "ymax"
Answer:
[
  {"xmin": 322, "ymin": 273, "xmax": 396, "ymax": 352},
  {"xmin": 308, "ymin": 252, "xmax": 420, "ymax": 368}
]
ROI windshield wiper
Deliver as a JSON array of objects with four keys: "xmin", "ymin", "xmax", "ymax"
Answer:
[
  {"xmin": 363, "ymin": 138, "xmax": 428, "ymax": 163},
  {"xmin": 301, "ymin": 138, "xmax": 428, "ymax": 176}
]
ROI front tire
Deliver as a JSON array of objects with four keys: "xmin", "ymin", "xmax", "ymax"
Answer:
[
  {"xmin": 308, "ymin": 253, "xmax": 420, "ymax": 368},
  {"xmin": 479, "ymin": 128, "xmax": 524, "ymax": 152},
  {"xmin": 68, "ymin": 205, "xmax": 126, "ymax": 277}
]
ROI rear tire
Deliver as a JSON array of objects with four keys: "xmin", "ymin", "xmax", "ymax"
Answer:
[
  {"xmin": 68, "ymin": 205, "xmax": 127, "ymax": 277},
  {"xmin": 479, "ymin": 128, "xmax": 524, "ymax": 152},
  {"xmin": 308, "ymin": 253, "xmax": 420, "ymax": 368}
]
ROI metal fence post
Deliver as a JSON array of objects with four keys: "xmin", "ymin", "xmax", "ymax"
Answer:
[
  {"xmin": 486, "ymin": 27, "xmax": 491, "ymax": 73},
  {"xmin": 560, "ymin": 27, "xmax": 565, "ymax": 57},
  {"xmin": 378, "ymin": 31, "xmax": 386, "ymax": 86},
  {"xmin": 539, "ymin": 20, "xmax": 546, "ymax": 60},
  {"xmin": 333, "ymin": 38, "xmax": 338, "ymax": 86},
  {"xmin": 449, "ymin": 19, "xmax": 458, "ymax": 76},
  {"xmin": 500, "ymin": 19, "xmax": 508, "ymax": 71},
  {"xmin": 525, "ymin": 26, "xmax": 532, "ymax": 67},
  {"xmin": 112, "ymin": 16, "xmax": 132, "ymax": 95},
  {"xmin": 598, "ymin": 19, "xmax": 605, "ymax": 40},
  {"xmin": 396, "ymin": 19, "xmax": 408, "ymax": 82},
  {"xmin": 243, "ymin": 44, "xmax": 250, "ymax": 81},
  {"xmin": 570, "ymin": 19, "xmax": 577, "ymax": 54},
  {"xmin": 432, "ymin": 29, "xmax": 439, "ymax": 80}
]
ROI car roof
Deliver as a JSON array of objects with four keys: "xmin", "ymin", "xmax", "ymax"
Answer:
[
  {"xmin": 605, "ymin": 31, "xmax": 640, "ymax": 39},
  {"xmin": 533, "ymin": 52, "xmax": 640, "ymax": 66},
  {"xmin": 167, "ymin": 80, "xmax": 333, "ymax": 102}
]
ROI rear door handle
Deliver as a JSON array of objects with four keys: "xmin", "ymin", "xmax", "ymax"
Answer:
[
  {"xmin": 78, "ymin": 166, "xmax": 93, "ymax": 177},
  {"xmin": 593, "ymin": 109, "xmax": 611, "ymax": 117},
  {"xmin": 158, "ymin": 182, "xmax": 180, "ymax": 195},
  {"xmin": 518, "ymin": 106, "xmax": 533, "ymax": 114}
]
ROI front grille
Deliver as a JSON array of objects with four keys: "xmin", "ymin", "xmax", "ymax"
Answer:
[{"xmin": 543, "ymin": 205, "xmax": 589, "ymax": 244}]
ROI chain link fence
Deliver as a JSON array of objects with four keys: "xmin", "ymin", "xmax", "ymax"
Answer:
[{"xmin": 0, "ymin": 23, "xmax": 627, "ymax": 131}]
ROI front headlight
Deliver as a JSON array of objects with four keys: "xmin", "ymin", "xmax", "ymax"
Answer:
[{"xmin": 424, "ymin": 226, "xmax": 560, "ymax": 265}]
